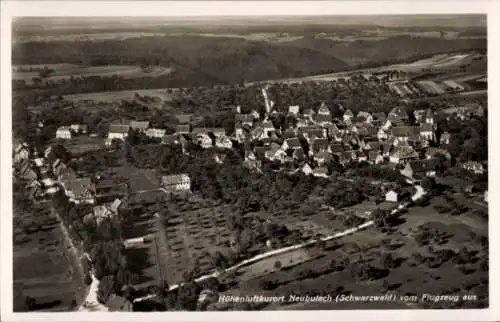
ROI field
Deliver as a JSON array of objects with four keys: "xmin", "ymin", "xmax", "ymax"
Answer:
[
  {"xmin": 13, "ymin": 64, "xmax": 173, "ymax": 84},
  {"xmin": 213, "ymin": 195, "xmax": 488, "ymax": 310},
  {"xmin": 59, "ymin": 136, "xmax": 105, "ymax": 155},
  {"xmin": 63, "ymin": 88, "xmax": 175, "ymax": 103},
  {"xmin": 13, "ymin": 204, "xmax": 87, "ymax": 311}
]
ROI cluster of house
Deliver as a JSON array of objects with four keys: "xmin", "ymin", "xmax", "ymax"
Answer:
[{"xmin": 52, "ymin": 98, "xmax": 486, "ymax": 185}]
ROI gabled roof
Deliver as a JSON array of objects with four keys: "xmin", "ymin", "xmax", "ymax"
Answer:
[
  {"xmin": 372, "ymin": 112, "xmax": 386, "ymax": 121},
  {"xmin": 330, "ymin": 143, "xmax": 345, "ymax": 153},
  {"xmin": 129, "ymin": 121, "xmax": 150, "ymax": 130},
  {"xmin": 344, "ymin": 109, "xmax": 354, "ymax": 117},
  {"xmin": 318, "ymin": 104, "xmax": 331, "ymax": 115},
  {"xmin": 303, "ymin": 108, "xmax": 316, "ymax": 116},
  {"xmin": 311, "ymin": 138, "xmax": 330, "ymax": 153},
  {"xmin": 419, "ymin": 124, "xmax": 434, "ymax": 132},
  {"xmin": 289, "ymin": 105, "xmax": 300, "ymax": 114},
  {"xmin": 176, "ymin": 114, "xmax": 193, "ymax": 124},
  {"xmin": 315, "ymin": 151, "xmax": 332, "ymax": 161},
  {"xmin": 235, "ymin": 114, "xmax": 254, "ymax": 123},
  {"xmin": 314, "ymin": 114, "xmax": 333, "ymax": 123},
  {"xmin": 162, "ymin": 174, "xmax": 189, "ymax": 186},
  {"xmin": 109, "ymin": 124, "xmax": 130, "ymax": 134},
  {"xmin": 284, "ymin": 138, "xmax": 302, "ymax": 149},
  {"xmin": 57, "ymin": 126, "xmax": 71, "ymax": 132},
  {"xmin": 192, "ymin": 127, "xmax": 211, "ymax": 135},
  {"xmin": 391, "ymin": 126, "xmax": 419, "ymax": 137},
  {"xmin": 389, "ymin": 106, "xmax": 409, "ymax": 119},
  {"xmin": 407, "ymin": 160, "xmax": 435, "ymax": 173},
  {"xmin": 368, "ymin": 150, "xmax": 382, "ymax": 160},
  {"xmin": 391, "ymin": 146, "xmax": 418, "ymax": 159}
]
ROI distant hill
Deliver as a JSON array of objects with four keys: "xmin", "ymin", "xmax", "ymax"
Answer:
[
  {"xmin": 12, "ymin": 35, "xmax": 350, "ymax": 84},
  {"xmin": 283, "ymin": 36, "xmax": 487, "ymax": 67},
  {"xmin": 12, "ymin": 34, "xmax": 486, "ymax": 87}
]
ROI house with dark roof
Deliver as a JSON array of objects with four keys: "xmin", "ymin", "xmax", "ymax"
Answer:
[
  {"xmin": 368, "ymin": 150, "xmax": 384, "ymax": 164},
  {"xmin": 301, "ymin": 127, "xmax": 325, "ymax": 143},
  {"xmin": 176, "ymin": 124, "xmax": 191, "ymax": 134},
  {"xmin": 63, "ymin": 178, "xmax": 95, "ymax": 204},
  {"xmin": 282, "ymin": 138, "xmax": 302, "ymax": 151},
  {"xmin": 162, "ymin": 174, "xmax": 191, "ymax": 192},
  {"xmin": 372, "ymin": 112, "xmax": 386, "ymax": 123},
  {"xmin": 419, "ymin": 123, "xmax": 435, "ymax": 141},
  {"xmin": 314, "ymin": 151, "xmax": 333, "ymax": 165},
  {"xmin": 391, "ymin": 126, "xmax": 420, "ymax": 145},
  {"xmin": 265, "ymin": 143, "xmax": 286, "ymax": 162},
  {"xmin": 310, "ymin": 138, "xmax": 331, "ymax": 156},
  {"xmin": 389, "ymin": 146, "xmax": 419, "ymax": 164},
  {"xmin": 107, "ymin": 124, "xmax": 130, "ymax": 141},
  {"xmin": 389, "ymin": 106, "xmax": 409, "ymax": 120},
  {"xmin": 401, "ymin": 160, "xmax": 437, "ymax": 178},
  {"xmin": 356, "ymin": 111, "xmax": 373, "ymax": 124},
  {"xmin": 314, "ymin": 113, "xmax": 333, "ymax": 126},
  {"xmin": 215, "ymin": 136, "xmax": 233, "ymax": 149},
  {"xmin": 235, "ymin": 114, "xmax": 254, "ymax": 127},
  {"xmin": 129, "ymin": 121, "xmax": 150, "ymax": 132},
  {"xmin": 17, "ymin": 159, "xmax": 37, "ymax": 181},
  {"xmin": 343, "ymin": 109, "xmax": 354, "ymax": 122},
  {"xmin": 176, "ymin": 114, "xmax": 193, "ymax": 124}
]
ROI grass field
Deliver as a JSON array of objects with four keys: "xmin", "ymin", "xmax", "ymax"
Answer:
[
  {"xmin": 63, "ymin": 88, "xmax": 175, "ymax": 103},
  {"xmin": 214, "ymin": 196, "xmax": 488, "ymax": 310},
  {"xmin": 14, "ymin": 65, "xmax": 173, "ymax": 84},
  {"xmin": 13, "ymin": 204, "xmax": 87, "ymax": 311}
]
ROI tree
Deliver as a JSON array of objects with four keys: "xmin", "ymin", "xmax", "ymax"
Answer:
[
  {"xmin": 84, "ymin": 274, "xmax": 92, "ymax": 286},
  {"xmin": 97, "ymin": 275, "xmax": 115, "ymax": 304},
  {"xmin": 274, "ymin": 260, "xmax": 282, "ymax": 270}
]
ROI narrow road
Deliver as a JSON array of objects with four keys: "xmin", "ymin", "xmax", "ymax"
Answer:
[{"xmin": 135, "ymin": 181, "xmax": 425, "ymax": 303}]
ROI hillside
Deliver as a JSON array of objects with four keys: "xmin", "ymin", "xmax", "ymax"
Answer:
[
  {"xmin": 12, "ymin": 34, "xmax": 486, "ymax": 87},
  {"xmin": 12, "ymin": 36, "xmax": 350, "ymax": 84},
  {"xmin": 284, "ymin": 36, "xmax": 487, "ymax": 67}
]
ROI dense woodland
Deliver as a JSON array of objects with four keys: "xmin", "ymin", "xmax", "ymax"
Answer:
[{"xmin": 12, "ymin": 35, "xmax": 486, "ymax": 93}]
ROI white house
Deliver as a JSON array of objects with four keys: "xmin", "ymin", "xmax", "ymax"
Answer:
[
  {"xmin": 301, "ymin": 163, "xmax": 313, "ymax": 175},
  {"xmin": 215, "ymin": 136, "xmax": 233, "ymax": 149},
  {"xmin": 385, "ymin": 190, "xmax": 398, "ymax": 202},
  {"xmin": 145, "ymin": 128, "xmax": 166, "ymax": 139},
  {"xmin": 129, "ymin": 121, "xmax": 150, "ymax": 132},
  {"xmin": 70, "ymin": 124, "xmax": 88, "ymax": 134},
  {"xmin": 56, "ymin": 126, "xmax": 72, "ymax": 139},
  {"xmin": 343, "ymin": 109, "xmax": 354, "ymax": 122},
  {"xmin": 317, "ymin": 103, "xmax": 331, "ymax": 116},
  {"xmin": 162, "ymin": 174, "xmax": 191, "ymax": 192},
  {"xmin": 108, "ymin": 124, "xmax": 130, "ymax": 140},
  {"xmin": 288, "ymin": 105, "xmax": 300, "ymax": 115},
  {"xmin": 312, "ymin": 167, "xmax": 329, "ymax": 178},
  {"xmin": 419, "ymin": 124, "xmax": 435, "ymax": 141}
]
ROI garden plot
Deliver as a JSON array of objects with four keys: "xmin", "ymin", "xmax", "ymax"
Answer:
[
  {"xmin": 161, "ymin": 203, "xmax": 237, "ymax": 285},
  {"xmin": 417, "ymin": 80, "xmax": 445, "ymax": 94}
]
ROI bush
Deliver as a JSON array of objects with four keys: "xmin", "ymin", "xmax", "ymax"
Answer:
[
  {"xmin": 259, "ymin": 279, "xmax": 276, "ymax": 290},
  {"xmin": 274, "ymin": 260, "xmax": 282, "ymax": 270}
]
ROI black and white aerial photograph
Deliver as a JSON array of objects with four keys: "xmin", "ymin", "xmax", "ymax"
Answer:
[{"xmin": 1, "ymin": 1, "xmax": 495, "ymax": 320}]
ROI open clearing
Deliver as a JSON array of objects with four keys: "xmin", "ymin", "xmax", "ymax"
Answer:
[
  {"xmin": 13, "ymin": 65, "xmax": 173, "ymax": 84},
  {"xmin": 63, "ymin": 88, "xmax": 175, "ymax": 103}
]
